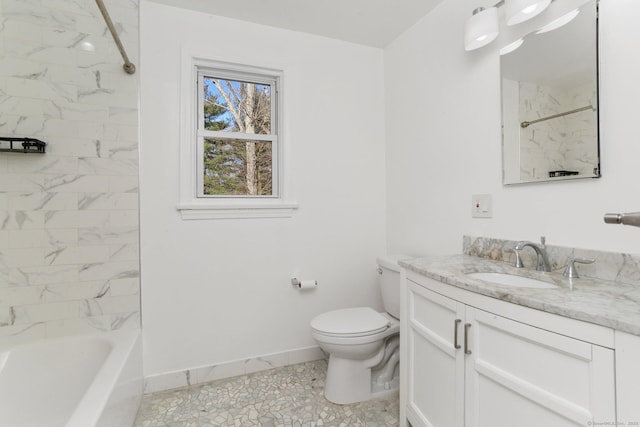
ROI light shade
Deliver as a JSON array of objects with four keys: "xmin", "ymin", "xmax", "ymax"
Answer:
[
  {"xmin": 464, "ymin": 7, "xmax": 499, "ymax": 51},
  {"xmin": 499, "ymin": 38, "xmax": 524, "ymax": 55},
  {"xmin": 505, "ymin": 0, "xmax": 551, "ymax": 26},
  {"xmin": 536, "ymin": 9, "xmax": 579, "ymax": 34}
]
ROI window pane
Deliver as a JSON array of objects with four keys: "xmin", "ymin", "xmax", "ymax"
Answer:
[
  {"xmin": 202, "ymin": 77, "xmax": 271, "ymax": 135},
  {"xmin": 203, "ymin": 138, "xmax": 273, "ymax": 196}
]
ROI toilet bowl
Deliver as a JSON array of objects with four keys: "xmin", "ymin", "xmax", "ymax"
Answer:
[{"xmin": 310, "ymin": 255, "xmax": 410, "ymax": 405}]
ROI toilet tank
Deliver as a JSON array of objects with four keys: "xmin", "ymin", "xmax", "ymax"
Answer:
[{"xmin": 377, "ymin": 255, "xmax": 412, "ymax": 319}]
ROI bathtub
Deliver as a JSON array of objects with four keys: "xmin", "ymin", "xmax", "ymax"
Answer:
[{"xmin": 0, "ymin": 329, "xmax": 143, "ymax": 427}]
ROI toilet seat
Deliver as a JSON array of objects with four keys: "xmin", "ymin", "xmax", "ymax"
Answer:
[{"xmin": 310, "ymin": 307, "xmax": 390, "ymax": 338}]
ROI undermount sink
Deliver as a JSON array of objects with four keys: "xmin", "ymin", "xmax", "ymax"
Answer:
[{"xmin": 466, "ymin": 272, "xmax": 558, "ymax": 289}]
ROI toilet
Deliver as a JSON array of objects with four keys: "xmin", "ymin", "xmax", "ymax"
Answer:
[{"xmin": 310, "ymin": 255, "xmax": 410, "ymax": 404}]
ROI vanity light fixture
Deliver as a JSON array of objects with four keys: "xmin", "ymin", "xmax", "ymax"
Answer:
[
  {"xmin": 499, "ymin": 38, "xmax": 524, "ymax": 55},
  {"xmin": 464, "ymin": 7, "xmax": 500, "ymax": 51},
  {"xmin": 535, "ymin": 8, "xmax": 579, "ymax": 34},
  {"xmin": 505, "ymin": 0, "xmax": 551, "ymax": 25},
  {"xmin": 464, "ymin": 0, "xmax": 552, "ymax": 51}
]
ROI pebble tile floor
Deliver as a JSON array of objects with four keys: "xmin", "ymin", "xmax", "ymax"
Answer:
[{"xmin": 134, "ymin": 359, "xmax": 400, "ymax": 427}]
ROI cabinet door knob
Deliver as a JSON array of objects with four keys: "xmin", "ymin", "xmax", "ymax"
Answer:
[
  {"xmin": 464, "ymin": 323, "xmax": 472, "ymax": 355},
  {"xmin": 454, "ymin": 319, "xmax": 462, "ymax": 349}
]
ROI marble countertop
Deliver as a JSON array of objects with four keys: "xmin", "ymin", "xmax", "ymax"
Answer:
[{"xmin": 400, "ymin": 255, "xmax": 640, "ymax": 336}]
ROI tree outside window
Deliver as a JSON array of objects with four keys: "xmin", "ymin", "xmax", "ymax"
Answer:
[{"xmin": 198, "ymin": 71, "xmax": 278, "ymax": 197}]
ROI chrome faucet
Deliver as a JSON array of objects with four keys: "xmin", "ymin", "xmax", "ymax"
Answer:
[{"xmin": 514, "ymin": 237, "xmax": 551, "ymax": 272}]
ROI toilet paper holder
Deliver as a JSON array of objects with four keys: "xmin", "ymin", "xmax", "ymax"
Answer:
[{"xmin": 291, "ymin": 278, "xmax": 317, "ymax": 289}]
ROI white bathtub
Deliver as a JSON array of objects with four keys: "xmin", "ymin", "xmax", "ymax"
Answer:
[{"xmin": 0, "ymin": 329, "xmax": 143, "ymax": 427}]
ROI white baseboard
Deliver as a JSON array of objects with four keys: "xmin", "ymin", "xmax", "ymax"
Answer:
[{"xmin": 144, "ymin": 345, "xmax": 326, "ymax": 394}]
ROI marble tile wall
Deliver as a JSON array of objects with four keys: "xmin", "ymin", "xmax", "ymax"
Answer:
[
  {"xmin": 463, "ymin": 236, "xmax": 640, "ymax": 285},
  {"xmin": 519, "ymin": 81, "xmax": 598, "ymax": 180},
  {"xmin": 0, "ymin": 0, "xmax": 140, "ymax": 347}
]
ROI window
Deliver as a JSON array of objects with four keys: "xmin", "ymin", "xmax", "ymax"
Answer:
[
  {"xmin": 178, "ymin": 56, "xmax": 297, "ymax": 219},
  {"xmin": 197, "ymin": 69, "xmax": 277, "ymax": 197}
]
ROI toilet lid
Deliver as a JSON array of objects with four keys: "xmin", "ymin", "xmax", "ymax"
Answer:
[{"xmin": 310, "ymin": 307, "xmax": 390, "ymax": 337}]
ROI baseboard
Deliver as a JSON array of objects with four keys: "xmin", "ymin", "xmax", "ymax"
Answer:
[{"xmin": 144, "ymin": 345, "xmax": 326, "ymax": 393}]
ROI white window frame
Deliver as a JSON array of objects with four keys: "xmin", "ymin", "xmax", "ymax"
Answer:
[
  {"xmin": 177, "ymin": 52, "xmax": 297, "ymax": 220},
  {"xmin": 196, "ymin": 69, "xmax": 279, "ymax": 199}
]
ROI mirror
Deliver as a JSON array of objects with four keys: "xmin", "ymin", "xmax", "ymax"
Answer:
[{"xmin": 501, "ymin": 0, "xmax": 599, "ymax": 185}]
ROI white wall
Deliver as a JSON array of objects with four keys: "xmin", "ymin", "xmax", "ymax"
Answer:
[
  {"xmin": 0, "ymin": 0, "xmax": 140, "ymax": 347},
  {"xmin": 385, "ymin": 0, "xmax": 640, "ymax": 256},
  {"xmin": 139, "ymin": 2, "xmax": 386, "ymax": 377}
]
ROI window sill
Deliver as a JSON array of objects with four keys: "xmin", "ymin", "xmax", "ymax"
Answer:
[{"xmin": 176, "ymin": 201, "xmax": 299, "ymax": 220}]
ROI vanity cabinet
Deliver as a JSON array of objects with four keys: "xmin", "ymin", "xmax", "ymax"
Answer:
[
  {"xmin": 404, "ymin": 274, "xmax": 616, "ymax": 427},
  {"xmin": 615, "ymin": 330, "xmax": 640, "ymax": 425}
]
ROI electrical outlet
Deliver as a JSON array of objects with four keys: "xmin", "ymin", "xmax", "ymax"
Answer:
[{"xmin": 472, "ymin": 194, "xmax": 492, "ymax": 218}]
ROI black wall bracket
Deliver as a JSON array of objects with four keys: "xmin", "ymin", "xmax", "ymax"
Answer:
[{"xmin": 0, "ymin": 137, "xmax": 47, "ymax": 153}]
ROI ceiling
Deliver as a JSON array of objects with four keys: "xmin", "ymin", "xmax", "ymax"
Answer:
[{"xmin": 146, "ymin": 0, "xmax": 445, "ymax": 48}]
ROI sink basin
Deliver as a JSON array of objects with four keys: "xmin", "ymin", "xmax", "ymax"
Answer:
[{"xmin": 466, "ymin": 272, "xmax": 558, "ymax": 289}]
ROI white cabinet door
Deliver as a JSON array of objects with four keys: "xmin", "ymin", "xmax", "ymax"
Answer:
[
  {"xmin": 407, "ymin": 282, "xmax": 465, "ymax": 427},
  {"xmin": 465, "ymin": 307, "xmax": 616, "ymax": 427},
  {"xmin": 404, "ymin": 277, "xmax": 617, "ymax": 427},
  {"xmin": 614, "ymin": 330, "xmax": 640, "ymax": 426}
]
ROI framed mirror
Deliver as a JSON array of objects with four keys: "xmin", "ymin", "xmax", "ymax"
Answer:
[{"xmin": 501, "ymin": 0, "xmax": 599, "ymax": 185}]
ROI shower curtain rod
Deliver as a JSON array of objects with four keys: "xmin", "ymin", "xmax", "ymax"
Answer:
[
  {"xmin": 95, "ymin": 0, "xmax": 136, "ymax": 74},
  {"xmin": 520, "ymin": 105, "xmax": 595, "ymax": 128},
  {"xmin": 520, "ymin": 105, "xmax": 596, "ymax": 128}
]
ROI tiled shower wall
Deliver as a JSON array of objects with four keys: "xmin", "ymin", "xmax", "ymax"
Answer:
[
  {"xmin": 519, "ymin": 81, "xmax": 598, "ymax": 180},
  {"xmin": 0, "ymin": 0, "xmax": 140, "ymax": 346}
]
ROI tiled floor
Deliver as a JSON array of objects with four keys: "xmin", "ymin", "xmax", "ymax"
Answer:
[{"xmin": 134, "ymin": 359, "xmax": 400, "ymax": 427}]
